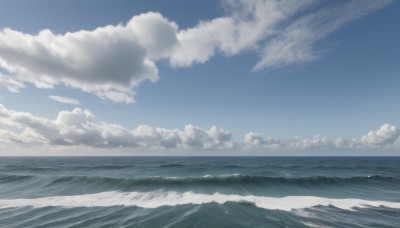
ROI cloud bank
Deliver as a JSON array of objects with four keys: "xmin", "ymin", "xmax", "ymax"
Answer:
[
  {"xmin": 244, "ymin": 125, "xmax": 400, "ymax": 151},
  {"xmin": 0, "ymin": 0, "xmax": 392, "ymax": 103},
  {"xmin": 0, "ymin": 104, "xmax": 399, "ymax": 153},
  {"xmin": 0, "ymin": 104, "xmax": 234, "ymax": 150}
]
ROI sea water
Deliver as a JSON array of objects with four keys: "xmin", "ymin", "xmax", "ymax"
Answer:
[{"xmin": 0, "ymin": 156, "xmax": 399, "ymax": 227}]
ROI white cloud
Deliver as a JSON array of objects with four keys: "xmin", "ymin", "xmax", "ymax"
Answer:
[
  {"xmin": 170, "ymin": 0, "xmax": 314, "ymax": 67},
  {"xmin": 333, "ymin": 137, "xmax": 359, "ymax": 149},
  {"xmin": 0, "ymin": 1, "xmax": 392, "ymax": 103},
  {"xmin": 0, "ymin": 72, "xmax": 24, "ymax": 93},
  {"xmin": 288, "ymin": 135, "xmax": 331, "ymax": 150},
  {"xmin": 361, "ymin": 124, "xmax": 400, "ymax": 147},
  {"xmin": 0, "ymin": 104, "xmax": 234, "ymax": 150},
  {"xmin": 129, "ymin": 12, "xmax": 178, "ymax": 59},
  {"xmin": 0, "ymin": 103, "xmax": 399, "ymax": 153},
  {"xmin": 243, "ymin": 124, "xmax": 400, "ymax": 151},
  {"xmin": 244, "ymin": 132, "xmax": 334, "ymax": 150},
  {"xmin": 179, "ymin": 125, "xmax": 235, "ymax": 149},
  {"xmin": 49, "ymin": 95, "xmax": 80, "ymax": 105},
  {"xmin": 0, "ymin": 12, "xmax": 176, "ymax": 103},
  {"xmin": 244, "ymin": 132, "xmax": 283, "ymax": 149}
]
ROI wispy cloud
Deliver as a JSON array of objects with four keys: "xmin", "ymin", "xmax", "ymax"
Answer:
[
  {"xmin": 49, "ymin": 95, "xmax": 80, "ymax": 105},
  {"xmin": 0, "ymin": 72, "xmax": 24, "ymax": 93},
  {"xmin": 253, "ymin": 0, "xmax": 393, "ymax": 71},
  {"xmin": 169, "ymin": 0, "xmax": 316, "ymax": 67}
]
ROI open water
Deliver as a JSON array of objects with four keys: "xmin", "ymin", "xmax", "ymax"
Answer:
[{"xmin": 0, "ymin": 156, "xmax": 399, "ymax": 227}]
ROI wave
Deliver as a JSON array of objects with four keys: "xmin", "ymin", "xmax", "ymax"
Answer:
[
  {"xmin": 3, "ymin": 165, "xmax": 134, "ymax": 172},
  {"xmin": 0, "ymin": 191, "xmax": 399, "ymax": 211},
  {"xmin": 0, "ymin": 174, "xmax": 36, "ymax": 183},
  {"xmin": 1, "ymin": 173, "xmax": 399, "ymax": 189},
  {"xmin": 36, "ymin": 174, "xmax": 400, "ymax": 190},
  {"xmin": 158, "ymin": 164, "xmax": 187, "ymax": 168}
]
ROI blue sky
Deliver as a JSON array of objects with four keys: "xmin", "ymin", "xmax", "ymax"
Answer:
[{"xmin": 0, "ymin": 0, "xmax": 399, "ymax": 155}]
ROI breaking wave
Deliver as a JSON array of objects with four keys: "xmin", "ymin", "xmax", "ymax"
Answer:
[{"xmin": 1, "ymin": 191, "xmax": 399, "ymax": 211}]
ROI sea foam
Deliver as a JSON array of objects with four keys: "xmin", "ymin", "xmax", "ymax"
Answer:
[{"xmin": 0, "ymin": 191, "xmax": 399, "ymax": 211}]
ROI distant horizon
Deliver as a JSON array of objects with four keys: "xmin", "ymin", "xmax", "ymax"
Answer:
[{"xmin": 1, "ymin": 154, "xmax": 400, "ymax": 157}]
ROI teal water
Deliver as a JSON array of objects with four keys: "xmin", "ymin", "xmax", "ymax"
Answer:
[{"xmin": 0, "ymin": 156, "xmax": 399, "ymax": 227}]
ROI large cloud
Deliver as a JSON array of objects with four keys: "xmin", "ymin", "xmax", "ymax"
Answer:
[
  {"xmin": 0, "ymin": 1, "xmax": 392, "ymax": 103},
  {"xmin": 0, "ymin": 12, "xmax": 176, "ymax": 103},
  {"xmin": 0, "ymin": 104, "xmax": 234, "ymax": 150}
]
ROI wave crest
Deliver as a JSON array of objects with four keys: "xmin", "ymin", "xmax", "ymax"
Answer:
[
  {"xmin": 0, "ymin": 191, "xmax": 399, "ymax": 211},
  {"xmin": 1, "ymin": 173, "xmax": 399, "ymax": 189}
]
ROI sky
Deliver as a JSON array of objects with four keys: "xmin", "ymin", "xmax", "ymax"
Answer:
[{"xmin": 0, "ymin": 0, "xmax": 399, "ymax": 156}]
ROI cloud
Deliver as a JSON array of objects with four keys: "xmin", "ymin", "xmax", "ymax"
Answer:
[
  {"xmin": 253, "ymin": 0, "xmax": 392, "ymax": 71},
  {"xmin": 0, "ymin": 104, "xmax": 57, "ymax": 145},
  {"xmin": 244, "ymin": 132, "xmax": 283, "ymax": 149},
  {"xmin": 170, "ymin": 0, "xmax": 392, "ymax": 71},
  {"xmin": 129, "ymin": 12, "xmax": 178, "ymax": 59},
  {"xmin": 0, "ymin": 72, "xmax": 24, "ymax": 93},
  {"xmin": 169, "ymin": 0, "xmax": 314, "ymax": 67},
  {"xmin": 289, "ymin": 135, "xmax": 331, "ymax": 150},
  {"xmin": 243, "ymin": 124, "xmax": 400, "ymax": 151},
  {"xmin": 244, "ymin": 132, "xmax": 335, "ymax": 150},
  {"xmin": 49, "ymin": 95, "xmax": 80, "ymax": 105},
  {"xmin": 0, "ymin": 104, "xmax": 234, "ymax": 150},
  {"xmin": 361, "ymin": 124, "xmax": 400, "ymax": 147},
  {"xmin": 0, "ymin": 1, "xmax": 392, "ymax": 102},
  {"xmin": 1, "ymin": 103, "xmax": 400, "ymax": 153},
  {"xmin": 0, "ymin": 12, "xmax": 176, "ymax": 103}
]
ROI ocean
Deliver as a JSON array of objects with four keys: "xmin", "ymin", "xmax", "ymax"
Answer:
[{"xmin": 0, "ymin": 156, "xmax": 399, "ymax": 227}]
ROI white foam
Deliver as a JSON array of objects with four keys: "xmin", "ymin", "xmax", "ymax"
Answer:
[
  {"xmin": 201, "ymin": 174, "xmax": 240, "ymax": 178},
  {"xmin": 0, "ymin": 191, "xmax": 399, "ymax": 211}
]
